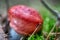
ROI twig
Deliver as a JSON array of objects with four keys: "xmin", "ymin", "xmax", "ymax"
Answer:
[
  {"xmin": 40, "ymin": 0, "xmax": 60, "ymax": 19},
  {"xmin": 51, "ymin": 32, "xmax": 60, "ymax": 35}
]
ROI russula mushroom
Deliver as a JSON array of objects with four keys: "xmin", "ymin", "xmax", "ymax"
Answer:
[{"xmin": 8, "ymin": 5, "xmax": 43, "ymax": 40}]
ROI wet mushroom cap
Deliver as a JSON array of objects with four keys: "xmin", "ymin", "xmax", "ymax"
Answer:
[{"xmin": 8, "ymin": 5, "xmax": 43, "ymax": 36}]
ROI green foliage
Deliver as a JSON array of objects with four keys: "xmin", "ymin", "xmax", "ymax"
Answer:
[
  {"xmin": 28, "ymin": 35, "xmax": 35, "ymax": 40},
  {"xmin": 42, "ymin": 17, "xmax": 55, "ymax": 34},
  {"xmin": 49, "ymin": 35, "xmax": 55, "ymax": 40},
  {"xmin": 28, "ymin": 34, "xmax": 44, "ymax": 40}
]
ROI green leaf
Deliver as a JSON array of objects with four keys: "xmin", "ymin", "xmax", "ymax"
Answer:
[{"xmin": 28, "ymin": 35, "xmax": 35, "ymax": 40}]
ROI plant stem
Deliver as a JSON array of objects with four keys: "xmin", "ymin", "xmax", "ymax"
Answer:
[{"xmin": 46, "ymin": 22, "xmax": 56, "ymax": 40}]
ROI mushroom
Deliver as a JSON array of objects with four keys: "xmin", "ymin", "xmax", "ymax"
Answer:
[{"xmin": 8, "ymin": 5, "xmax": 43, "ymax": 40}]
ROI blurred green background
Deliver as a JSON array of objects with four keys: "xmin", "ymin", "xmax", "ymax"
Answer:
[{"xmin": 0, "ymin": 0, "xmax": 60, "ymax": 40}]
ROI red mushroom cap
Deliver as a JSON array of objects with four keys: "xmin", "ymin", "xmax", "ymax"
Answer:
[{"xmin": 8, "ymin": 5, "xmax": 43, "ymax": 36}]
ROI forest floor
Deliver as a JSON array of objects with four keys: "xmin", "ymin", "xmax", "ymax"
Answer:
[{"xmin": 0, "ymin": 25, "xmax": 8, "ymax": 40}]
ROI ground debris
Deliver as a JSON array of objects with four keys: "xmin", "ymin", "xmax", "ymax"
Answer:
[{"xmin": 0, "ymin": 26, "xmax": 8, "ymax": 40}]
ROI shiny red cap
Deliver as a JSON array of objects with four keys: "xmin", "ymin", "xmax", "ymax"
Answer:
[
  {"xmin": 8, "ymin": 5, "xmax": 43, "ymax": 36},
  {"xmin": 8, "ymin": 5, "xmax": 43, "ymax": 24}
]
